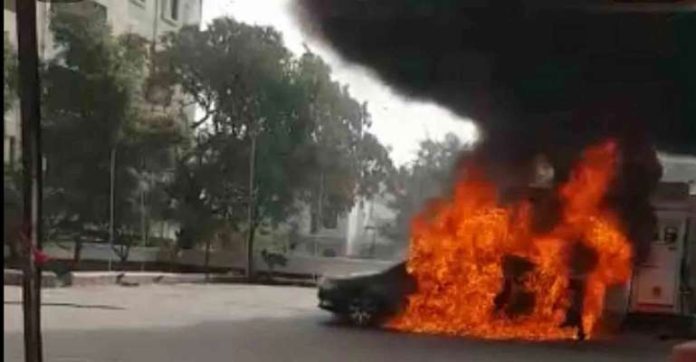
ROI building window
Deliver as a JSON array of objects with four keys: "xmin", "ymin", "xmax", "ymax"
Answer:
[
  {"xmin": 171, "ymin": 0, "xmax": 179, "ymax": 20},
  {"xmin": 322, "ymin": 207, "xmax": 338, "ymax": 230},
  {"xmin": 310, "ymin": 210, "xmax": 318, "ymax": 234},
  {"xmin": 130, "ymin": 0, "xmax": 146, "ymax": 9},
  {"xmin": 163, "ymin": 0, "xmax": 179, "ymax": 22},
  {"xmin": 5, "ymin": 136, "xmax": 16, "ymax": 167}
]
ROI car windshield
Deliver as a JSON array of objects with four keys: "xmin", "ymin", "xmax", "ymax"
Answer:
[{"xmin": 3, "ymin": 1, "xmax": 695, "ymax": 362}]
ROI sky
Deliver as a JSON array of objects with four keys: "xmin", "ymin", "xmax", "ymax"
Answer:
[{"xmin": 201, "ymin": 0, "xmax": 478, "ymax": 166}]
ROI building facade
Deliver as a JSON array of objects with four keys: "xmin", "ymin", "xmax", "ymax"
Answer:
[
  {"xmin": 3, "ymin": 0, "xmax": 202, "ymax": 167},
  {"xmin": 346, "ymin": 195, "xmax": 399, "ymax": 259},
  {"xmin": 283, "ymin": 202, "xmax": 351, "ymax": 258}
]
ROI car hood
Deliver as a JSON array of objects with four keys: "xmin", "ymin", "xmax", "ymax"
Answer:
[{"xmin": 323, "ymin": 262, "xmax": 409, "ymax": 285}]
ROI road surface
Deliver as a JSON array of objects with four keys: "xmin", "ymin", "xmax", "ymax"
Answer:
[{"xmin": 3, "ymin": 284, "xmax": 680, "ymax": 362}]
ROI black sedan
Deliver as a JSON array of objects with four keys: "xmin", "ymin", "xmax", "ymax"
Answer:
[
  {"xmin": 317, "ymin": 257, "xmax": 586, "ymax": 339},
  {"xmin": 317, "ymin": 262, "xmax": 416, "ymax": 326}
]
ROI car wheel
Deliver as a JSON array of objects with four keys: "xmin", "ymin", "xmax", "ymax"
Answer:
[{"xmin": 348, "ymin": 296, "xmax": 378, "ymax": 327}]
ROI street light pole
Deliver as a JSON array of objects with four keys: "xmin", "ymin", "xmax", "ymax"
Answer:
[{"xmin": 16, "ymin": 0, "xmax": 44, "ymax": 360}]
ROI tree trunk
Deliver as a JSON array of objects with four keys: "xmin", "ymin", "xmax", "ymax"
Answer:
[
  {"xmin": 317, "ymin": 171, "xmax": 324, "ymax": 232},
  {"xmin": 309, "ymin": 172, "xmax": 324, "ymax": 235},
  {"xmin": 6, "ymin": 222, "xmax": 21, "ymax": 262},
  {"xmin": 169, "ymin": 244, "xmax": 178, "ymax": 273},
  {"xmin": 246, "ymin": 222, "xmax": 257, "ymax": 280},
  {"xmin": 8, "ymin": 241, "xmax": 19, "ymax": 262},
  {"xmin": 204, "ymin": 236, "xmax": 211, "ymax": 282},
  {"xmin": 118, "ymin": 240, "xmax": 132, "ymax": 271},
  {"xmin": 140, "ymin": 185, "xmax": 147, "ymax": 271},
  {"xmin": 72, "ymin": 238, "xmax": 82, "ymax": 267},
  {"xmin": 245, "ymin": 132, "xmax": 257, "ymax": 281},
  {"xmin": 108, "ymin": 146, "xmax": 116, "ymax": 271}
]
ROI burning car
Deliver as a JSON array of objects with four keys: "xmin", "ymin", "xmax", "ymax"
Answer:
[
  {"xmin": 318, "ymin": 143, "xmax": 617, "ymax": 340},
  {"xmin": 300, "ymin": 0, "xmax": 694, "ymax": 342},
  {"xmin": 318, "ymin": 256, "xmax": 587, "ymax": 339}
]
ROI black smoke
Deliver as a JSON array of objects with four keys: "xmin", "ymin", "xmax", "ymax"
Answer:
[{"xmin": 294, "ymin": 0, "xmax": 695, "ymax": 263}]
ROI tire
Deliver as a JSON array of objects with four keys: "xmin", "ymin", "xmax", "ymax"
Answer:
[{"xmin": 347, "ymin": 295, "xmax": 379, "ymax": 327}]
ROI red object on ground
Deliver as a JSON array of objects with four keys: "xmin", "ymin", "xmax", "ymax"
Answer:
[
  {"xmin": 19, "ymin": 222, "xmax": 50, "ymax": 266},
  {"xmin": 672, "ymin": 340, "xmax": 696, "ymax": 362},
  {"xmin": 33, "ymin": 248, "xmax": 50, "ymax": 267}
]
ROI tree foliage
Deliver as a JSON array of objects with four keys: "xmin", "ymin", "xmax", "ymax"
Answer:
[
  {"xmin": 161, "ymin": 19, "xmax": 311, "ymax": 243},
  {"xmin": 41, "ymin": 6, "xmax": 182, "ymax": 254},
  {"xmin": 295, "ymin": 52, "xmax": 393, "ymax": 222},
  {"xmin": 160, "ymin": 18, "xmax": 394, "ymax": 257},
  {"xmin": 385, "ymin": 133, "xmax": 467, "ymax": 242}
]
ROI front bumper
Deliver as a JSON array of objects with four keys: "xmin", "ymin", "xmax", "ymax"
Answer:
[
  {"xmin": 317, "ymin": 284, "xmax": 343, "ymax": 312},
  {"xmin": 318, "ymin": 298, "xmax": 337, "ymax": 311}
]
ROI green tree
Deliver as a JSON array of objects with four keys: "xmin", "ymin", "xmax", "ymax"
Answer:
[
  {"xmin": 162, "ymin": 18, "xmax": 394, "ymax": 278},
  {"xmin": 295, "ymin": 52, "xmax": 393, "ymax": 231},
  {"xmin": 42, "ymin": 6, "xmax": 182, "ymax": 265},
  {"xmin": 162, "ymin": 18, "xmax": 312, "ymax": 276},
  {"xmin": 385, "ymin": 133, "xmax": 466, "ymax": 242}
]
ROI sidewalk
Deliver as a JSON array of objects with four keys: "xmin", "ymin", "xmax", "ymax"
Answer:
[
  {"xmin": 3, "ymin": 269, "xmax": 317, "ymax": 288},
  {"xmin": 3, "ymin": 269, "xmax": 239, "ymax": 288}
]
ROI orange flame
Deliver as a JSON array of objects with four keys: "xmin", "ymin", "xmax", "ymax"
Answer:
[{"xmin": 387, "ymin": 140, "xmax": 632, "ymax": 340}]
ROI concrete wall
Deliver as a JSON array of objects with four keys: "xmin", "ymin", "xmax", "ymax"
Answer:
[
  {"xmin": 659, "ymin": 154, "xmax": 696, "ymax": 195},
  {"xmin": 41, "ymin": 242, "xmax": 162, "ymax": 263},
  {"xmin": 174, "ymin": 248, "xmax": 394, "ymax": 277},
  {"xmin": 13, "ymin": 242, "xmax": 395, "ymax": 278}
]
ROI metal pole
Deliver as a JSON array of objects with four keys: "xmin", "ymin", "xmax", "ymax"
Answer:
[
  {"xmin": 16, "ymin": 0, "xmax": 44, "ymax": 360},
  {"xmin": 108, "ymin": 146, "xmax": 116, "ymax": 271}
]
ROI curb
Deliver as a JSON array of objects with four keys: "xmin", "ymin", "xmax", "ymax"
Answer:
[
  {"xmin": 69, "ymin": 272, "xmax": 217, "ymax": 287},
  {"xmin": 4, "ymin": 269, "xmax": 221, "ymax": 288},
  {"xmin": 3, "ymin": 269, "xmax": 59, "ymax": 288},
  {"xmin": 4, "ymin": 269, "xmax": 318, "ymax": 288}
]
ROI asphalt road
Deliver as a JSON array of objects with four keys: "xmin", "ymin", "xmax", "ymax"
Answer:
[{"xmin": 3, "ymin": 284, "xmax": 680, "ymax": 362}]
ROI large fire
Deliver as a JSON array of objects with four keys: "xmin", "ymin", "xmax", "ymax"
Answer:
[{"xmin": 387, "ymin": 140, "xmax": 632, "ymax": 340}]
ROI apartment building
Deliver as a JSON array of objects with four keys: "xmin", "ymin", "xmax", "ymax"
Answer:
[{"xmin": 3, "ymin": 0, "xmax": 202, "ymax": 166}]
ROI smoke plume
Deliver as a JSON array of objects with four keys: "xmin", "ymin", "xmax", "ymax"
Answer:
[{"xmin": 294, "ymin": 0, "xmax": 696, "ymax": 263}]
